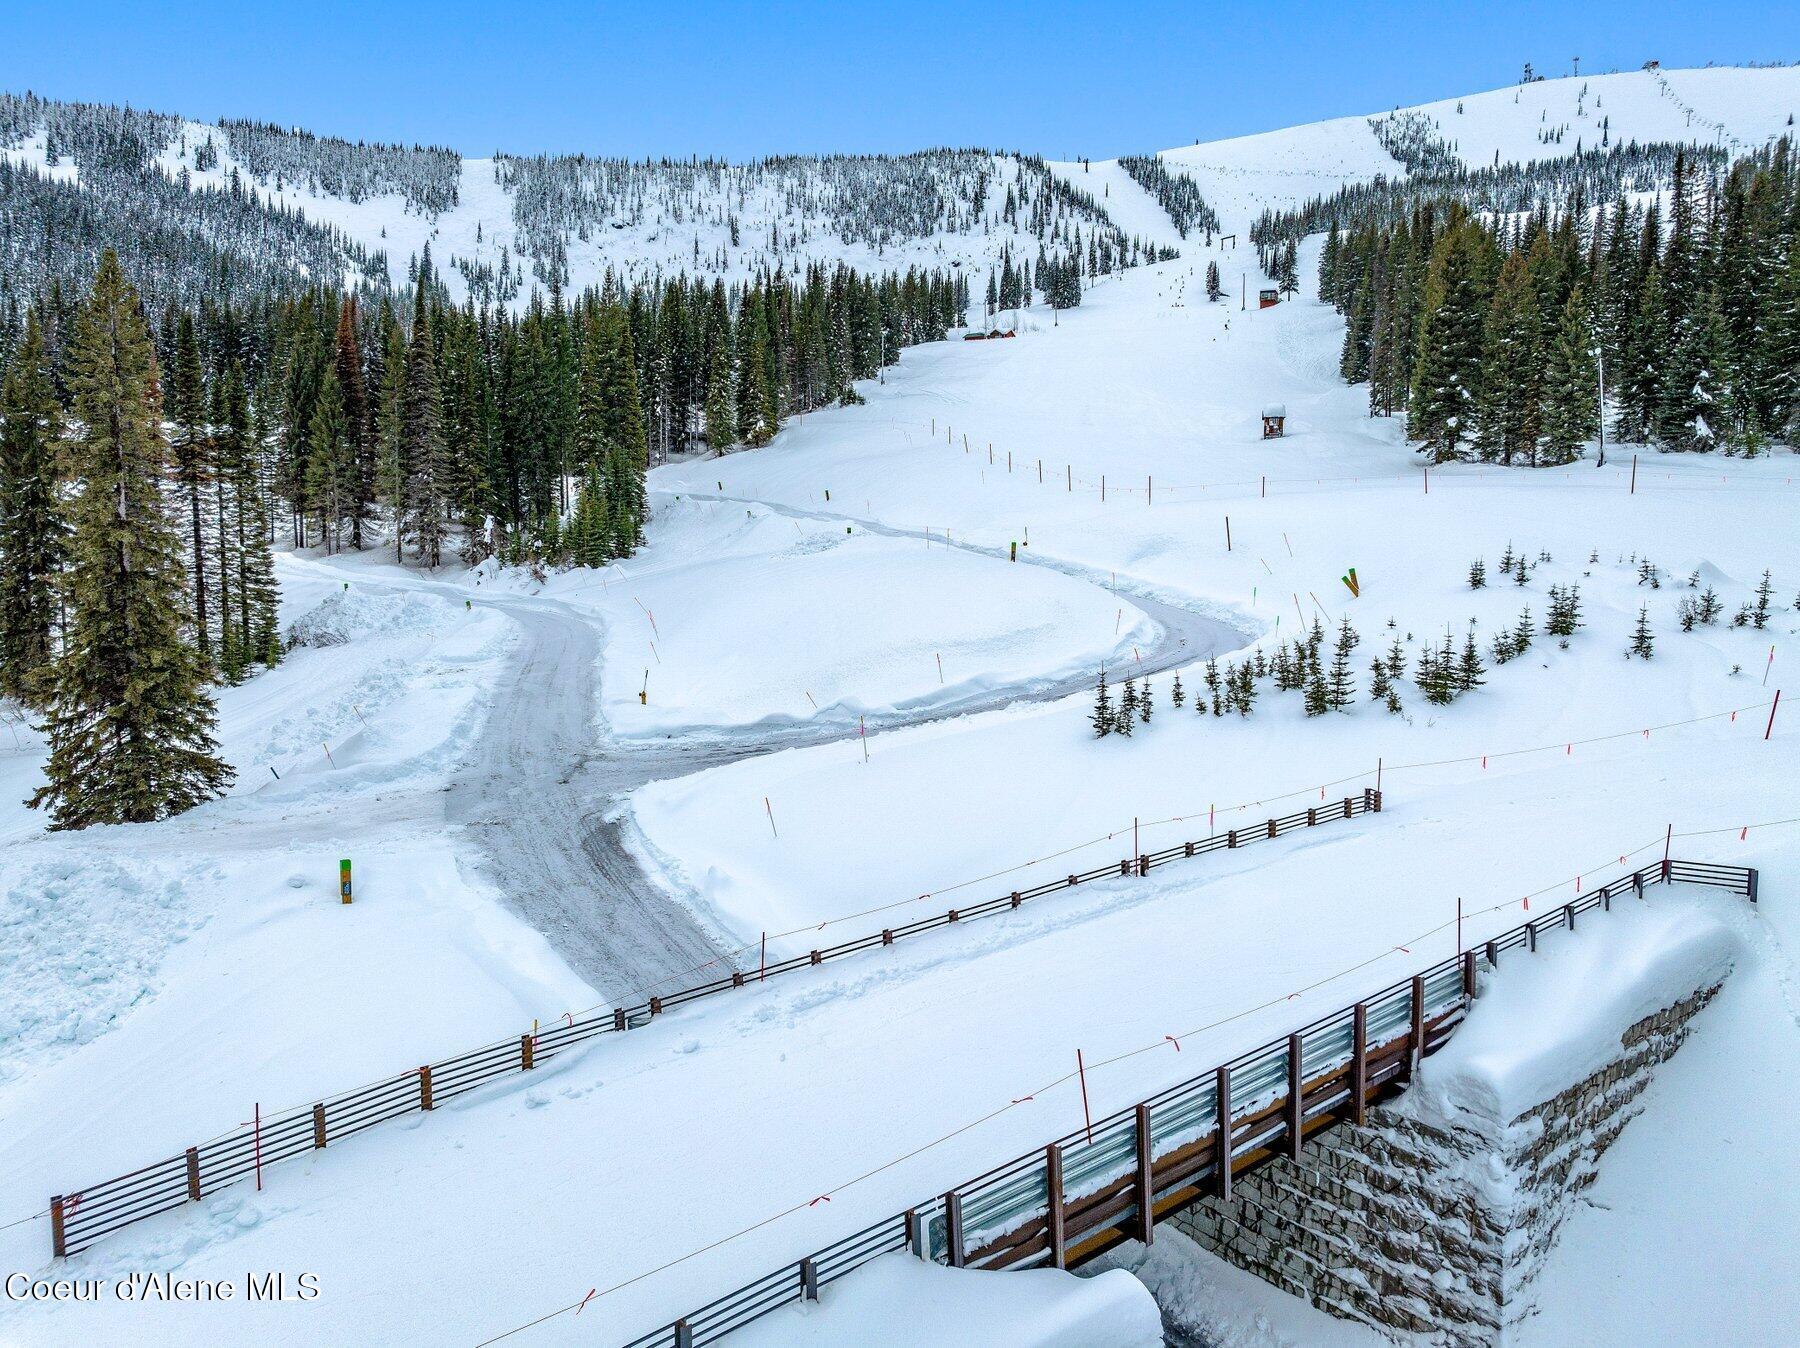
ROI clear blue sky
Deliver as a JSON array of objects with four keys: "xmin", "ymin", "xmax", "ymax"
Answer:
[{"xmin": 6, "ymin": 1, "xmax": 1793, "ymax": 159}]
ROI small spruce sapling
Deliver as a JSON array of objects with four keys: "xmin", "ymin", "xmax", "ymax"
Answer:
[
  {"xmin": 1629, "ymin": 606, "xmax": 1655, "ymax": 660},
  {"xmin": 1091, "ymin": 671, "xmax": 1113, "ymax": 738},
  {"xmin": 1117, "ymin": 679, "xmax": 1138, "ymax": 734},
  {"xmin": 1469, "ymin": 558, "xmax": 1487, "ymax": 590},
  {"xmin": 1752, "ymin": 570, "xmax": 1774, "ymax": 630}
]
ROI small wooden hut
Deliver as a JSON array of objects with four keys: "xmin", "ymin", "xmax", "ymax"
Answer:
[{"xmin": 1261, "ymin": 404, "xmax": 1287, "ymax": 439}]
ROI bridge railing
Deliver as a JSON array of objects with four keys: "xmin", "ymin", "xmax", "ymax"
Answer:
[{"xmin": 619, "ymin": 858, "xmax": 1756, "ymax": 1348}]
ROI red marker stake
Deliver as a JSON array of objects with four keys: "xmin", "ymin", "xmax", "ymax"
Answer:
[
  {"xmin": 1767, "ymin": 689, "xmax": 1782, "ymax": 741},
  {"xmin": 1076, "ymin": 1050, "xmax": 1095, "ymax": 1145}
]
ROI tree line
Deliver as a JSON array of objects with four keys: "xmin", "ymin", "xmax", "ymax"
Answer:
[
  {"xmin": 1318, "ymin": 140, "xmax": 1800, "ymax": 462},
  {"xmin": 0, "ymin": 244, "xmax": 973, "ymax": 828}
]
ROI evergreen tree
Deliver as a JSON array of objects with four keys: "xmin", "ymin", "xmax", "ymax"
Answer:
[
  {"xmin": 401, "ymin": 282, "xmax": 447, "ymax": 566},
  {"xmin": 1409, "ymin": 219, "xmax": 1491, "ymax": 461},
  {"xmin": 1539, "ymin": 283, "xmax": 1598, "ymax": 464},
  {"xmin": 704, "ymin": 328, "xmax": 737, "ymax": 453},
  {"xmin": 1473, "ymin": 251, "xmax": 1543, "ymax": 465},
  {"xmin": 1115, "ymin": 678, "xmax": 1137, "ymax": 736},
  {"xmin": 1326, "ymin": 619, "xmax": 1358, "ymax": 710},
  {"xmin": 1628, "ymin": 605, "xmax": 1655, "ymax": 659},
  {"xmin": 334, "ymin": 296, "xmax": 371, "ymax": 548},
  {"xmin": 30, "ymin": 252, "xmax": 233, "ymax": 828},
  {"xmin": 0, "ymin": 312, "xmax": 67, "ymax": 705},
  {"xmin": 305, "ymin": 365, "xmax": 351, "ymax": 552},
  {"xmin": 1091, "ymin": 670, "xmax": 1113, "ymax": 738},
  {"xmin": 166, "ymin": 312, "xmax": 214, "ymax": 661}
]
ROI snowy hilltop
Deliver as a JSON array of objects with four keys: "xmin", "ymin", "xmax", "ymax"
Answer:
[{"xmin": 4, "ymin": 65, "xmax": 1797, "ymax": 313}]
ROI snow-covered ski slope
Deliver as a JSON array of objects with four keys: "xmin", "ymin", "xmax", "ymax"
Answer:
[
  {"xmin": 1122, "ymin": 65, "xmax": 1800, "ymax": 229},
  {"xmin": 7, "ymin": 65, "xmax": 1796, "ymax": 306}
]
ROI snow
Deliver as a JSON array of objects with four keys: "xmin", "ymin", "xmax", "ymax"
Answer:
[
  {"xmin": 1094, "ymin": 1227, "xmax": 1385, "ymax": 1347},
  {"xmin": 514, "ymin": 496, "xmax": 1158, "ymax": 739},
  {"xmin": 2, "ymin": 65, "xmax": 1799, "ymax": 1348},
  {"xmin": 0, "ymin": 554, "xmax": 590, "ymax": 1194},
  {"xmin": 1155, "ymin": 66, "xmax": 1800, "ymax": 231},
  {"xmin": 1400, "ymin": 898, "xmax": 1740, "ymax": 1129},
  {"xmin": 729, "ymin": 1254, "xmax": 1162, "ymax": 1348}
]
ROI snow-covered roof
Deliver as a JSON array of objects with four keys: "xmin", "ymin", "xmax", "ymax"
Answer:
[{"xmin": 1262, "ymin": 404, "xmax": 1287, "ymax": 418}]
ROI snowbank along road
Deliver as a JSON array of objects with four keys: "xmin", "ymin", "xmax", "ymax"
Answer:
[{"xmin": 446, "ymin": 503, "xmax": 1247, "ymax": 1003}]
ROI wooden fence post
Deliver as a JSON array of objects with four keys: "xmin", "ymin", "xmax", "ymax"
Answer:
[
  {"xmin": 1410, "ymin": 975, "xmax": 1426, "ymax": 1074},
  {"xmin": 675, "ymin": 1319, "xmax": 694, "ymax": 1348},
  {"xmin": 1266, "ymin": 818, "xmax": 1276, "ymax": 839},
  {"xmin": 906, "ymin": 1208, "xmax": 928, "ymax": 1259},
  {"xmin": 1227, "ymin": 829, "xmax": 1238, "ymax": 848},
  {"xmin": 187, "ymin": 1145, "xmax": 203, "ymax": 1198},
  {"xmin": 520, "ymin": 1033, "xmax": 535, "ymax": 1071},
  {"xmin": 50, "ymin": 1196, "xmax": 66, "ymax": 1258},
  {"xmin": 800, "ymin": 1257, "xmax": 820, "ymax": 1301},
  {"xmin": 1046, "ymin": 1145, "xmax": 1067, "ymax": 1269},
  {"xmin": 1306, "ymin": 807, "xmax": 1316, "ymax": 826},
  {"xmin": 614, "ymin": 1008, "xmax": 627, "ymax": 1032},
  {"xmin": 1287, "ymin": 1033, "xmax": 1304, "ymax": 1159},
  {"xmin": 419, "ymin": 1065, "xmax": 434, "ymax": 1111},
  {"xmin": 945, "ymin": 1191, "xmax": 966, "ymax": 1268},
  {"xmin": 1463, "ymin": 949, "xmax": 1479, "ymax": 998},
  {"xmin": 311, "ymin": 1105, "xmax": 327, "ymax": 1150},
  {"xmin": 1216, "ymin": 1066, "xmax": 1233, "ymax": 1200},
  {"xmin": 1350, "ymin": 1005, "xmax": 1368, "ymax": 1126},
  {"xmin": 1135, "ymin": 1103, "xmax": 1155, "ymax": 1244}
]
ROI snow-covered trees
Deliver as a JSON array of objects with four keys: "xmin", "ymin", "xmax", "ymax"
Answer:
[{"xmin": 1118, "ymin": 156, "xmax": 1220, "ymax": 239}]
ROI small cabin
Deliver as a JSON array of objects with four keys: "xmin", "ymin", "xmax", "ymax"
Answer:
[
  {"xmin": 1262, "ymin": 404, "xmax": 1287, "ymax": 439},
  {"xmin": 963, "ymin": 331, "xmax": 987, "ymax": 341},
  {"xmin": 1258, "ymin": 288, "xmax": 1280, "ymax": 309}
]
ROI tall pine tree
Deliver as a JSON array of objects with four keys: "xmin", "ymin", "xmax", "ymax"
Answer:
[{"xmin": 31, "ymin": 252, "xmax": 233, "ymax": 829}]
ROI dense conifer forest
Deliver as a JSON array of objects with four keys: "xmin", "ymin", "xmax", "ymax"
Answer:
[{"xmin": 1300, "ymin": 135, "xmax": 1800, "ymax": 460}]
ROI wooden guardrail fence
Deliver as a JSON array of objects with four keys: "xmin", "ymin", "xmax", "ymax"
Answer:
[{"xmin": 47, "ymin": 789, "xmax": 1383, "ymax": 1258}]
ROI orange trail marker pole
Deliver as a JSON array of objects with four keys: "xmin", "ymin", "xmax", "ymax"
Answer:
[{"xmin": 1763, "ymin": 646, "xmax": 1775, "ymax": 687}]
